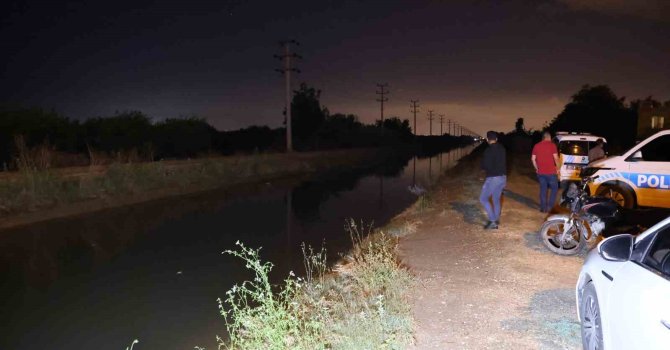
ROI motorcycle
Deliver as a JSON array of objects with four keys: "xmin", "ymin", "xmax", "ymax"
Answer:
[{"xmin": 538, "ymin": 176, "xmax": 641, "ymax": 255}]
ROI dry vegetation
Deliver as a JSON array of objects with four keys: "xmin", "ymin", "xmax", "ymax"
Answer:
[
  {"xmin": 217, "ymin": 220, "xmax": 415, "ymax": 350},
  {"xmin": 0, "ymin": 147, "xmax": 380, "ymax": 218}
]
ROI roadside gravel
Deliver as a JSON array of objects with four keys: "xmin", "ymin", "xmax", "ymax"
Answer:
[{"xmin": 397, "ymin": 152, "xmax": 583, "ymax": 349}]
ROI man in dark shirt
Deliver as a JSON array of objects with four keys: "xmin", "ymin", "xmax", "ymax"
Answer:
[{"xmin": 479, "ymin": 131, "xmax": 507, "ymax": 229}]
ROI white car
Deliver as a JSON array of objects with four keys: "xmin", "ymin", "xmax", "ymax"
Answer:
[
  {"xmin": 585, "ymin": 130, "xmax": 670, "ymax": 209},
  {"xmin": 575, "ymin": 216, "xmax": 670, "ymax": 349},
  {"xmin": 554, "ymin": 132, "xmax": 607, "ymax": 186}
]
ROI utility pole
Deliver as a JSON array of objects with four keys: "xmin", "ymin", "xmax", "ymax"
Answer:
[
  {"xmin": 447, "ymin": 119, "xmax": 452, "ymax": 135},
  {"xmin": 275, "ymin": 40, "xmax": 301, "ymax": 152},
  {"xmin": 376, "ymin": 83, "xmax": 389, "ymax": 127},
  {"xmin": 410, "ymin": 100, "xmax": 419, "ymax": 135},
  {"xmin": 427, "ymin": 110, "xmax": 434, "ymax": 136},
  {"xmin": 439, "ymin": 115, "xmax": 445, "ymax": 136}
]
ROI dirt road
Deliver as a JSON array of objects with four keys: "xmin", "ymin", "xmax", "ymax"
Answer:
[{"xmin": 398, "ymin": 152, "xmax": 584, "ymax": 349}]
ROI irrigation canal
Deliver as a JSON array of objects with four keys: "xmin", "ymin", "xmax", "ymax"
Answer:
[{"xmin": 0, "ymin": 145, "xmax": 475, "ymax": 350}]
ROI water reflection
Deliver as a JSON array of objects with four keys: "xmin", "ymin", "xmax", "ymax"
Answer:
[{"xmin": 0, "ymin": 145, "xmax": 475, "ymax": 350}]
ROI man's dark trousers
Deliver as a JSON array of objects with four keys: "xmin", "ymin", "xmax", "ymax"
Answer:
[
  {"xmin": 538, "ymin": 174, "xmax": 558, "ymax": 212},
  {"xmin": 480, "ymin": 175, "xmax": 507, "ymax": 222}
]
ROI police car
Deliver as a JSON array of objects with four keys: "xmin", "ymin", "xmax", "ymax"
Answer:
[
  {"xmin": 582, "ymin": 130, "xmax": 670, "ymax": 209},
  {"xmin": 554, "ymin": 132, "xmax": 607, "ymax": 187}
]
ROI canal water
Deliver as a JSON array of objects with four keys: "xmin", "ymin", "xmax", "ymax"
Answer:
[{"xmin": 0, "ymin": 146, "xmax": 474, "ymax": 350}]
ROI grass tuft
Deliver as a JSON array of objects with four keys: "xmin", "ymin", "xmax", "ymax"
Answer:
[
  {"xmin": 415, "ymin": 194, "xmax": 432, "ymax": 213},
  {"xmin": 219, "ymin": 220, "xmax": 414, "ymax": 349},
  {"xmin": 385, "ymin": 220, "xmax": 420, "ymax": 238}
]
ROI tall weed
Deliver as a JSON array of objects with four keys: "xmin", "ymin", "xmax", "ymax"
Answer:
[
  {"xmin": 219, "ymin": 220, "xmax": 414, "ymax": 350},
  {"xmin": 220, "ymin": 242, "xmax": 325, "ymax": 350}
]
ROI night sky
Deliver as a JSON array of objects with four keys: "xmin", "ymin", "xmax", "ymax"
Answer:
[{"xmin": 2, "ymin": 0, "xmax": 669, "ymax": 135}]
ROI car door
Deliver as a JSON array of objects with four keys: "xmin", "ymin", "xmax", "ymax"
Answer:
[
  {"xmin": 607, "ymin": 225, "xmax": 670, "ymax": 349},
  {"xmin": 626, "ymin": 134, "xmax": 670, "ymax": 208}
]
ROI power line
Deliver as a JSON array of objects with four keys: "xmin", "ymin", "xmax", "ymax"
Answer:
[
  {"xmin": 376, "ymin": 83, "xmax": 389, "ymax": 126},
  {"xmin": 439, "ymin": 114, "xmax": 445, "ymax": 136},
  {"xmin": 427, "ymin": 110, "xmax": 434, "ymax": 136},
  {"xmin": 274, "ymin": 40, "xmax": 301, "ymax": 152},
  {"xmin": 410, "ymin": 100, "xmax": 419, "ymax": 135}
]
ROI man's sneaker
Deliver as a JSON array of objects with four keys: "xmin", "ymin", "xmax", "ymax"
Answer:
[{"xmin": 484, "ymin": 221, "xmax": 499, "ymax": 230}]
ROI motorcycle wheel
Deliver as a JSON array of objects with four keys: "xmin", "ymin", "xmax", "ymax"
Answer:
[{"xmin": 538, "ymin": 219, "xmax": 584, "ymax": 255}]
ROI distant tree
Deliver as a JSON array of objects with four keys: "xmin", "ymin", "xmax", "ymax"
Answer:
[
  {"xmin": 324, "ymin": 113, "xmax": 362, "ymax": 130},
  {"xmin": 547, "ymin": 85, "xmax": 636, "ymax": 149},
  {"xmin": 515, "ymin": 118, "xmax": 525, "ymax": 133},
  {"xmin": 290, "ymin": 83, "xmax": 328, "ymax": 149},
  {"xmin": 634, "ymin": 96, "xmax": 662, "ymax": 109},
  {"xmin": 0, "ymin": 108, "xmax": 81, "ymax": 167},
  {"xmin": 376, "ymin": 117, "xmax": 412, "ymax": 136},
  {"xmin": 315, "ymin": 113, "xmax": 365, "ymax": 148},
  {"xmin": 219, "ymin": 125, "xmax": 283, "ymax": 154},
  {"xmin": 152, "ymin": 117, "xmax": 217, "ymax": 158},
  {"xmin": 83, "ymin": 111, "xmax": 152, "ymax": 153}
]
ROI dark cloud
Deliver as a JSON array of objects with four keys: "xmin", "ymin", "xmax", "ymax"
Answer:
[
  {"xmin": 1, "ymin": 1, "xmax": 669, "ymax": 135},
  {"xmin": 556, "ymin": 0, "xmax": 670, "ymax": 22}
]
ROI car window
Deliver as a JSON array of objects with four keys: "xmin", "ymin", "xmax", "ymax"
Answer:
[
  {"xmin": 639, "ymin": 135, "xmax": 670, "ymax": 162},
  {"xmin": 559, "ymin": 141, "xmax": 590, "ymax": 156},
  {"xmin": 643, "ymin": 225, "xmax": 670, "ymax": 277}
]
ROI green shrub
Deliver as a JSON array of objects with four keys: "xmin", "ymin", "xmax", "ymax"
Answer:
[
  {"xmin": 219, "ymin": 220, "xmax": 414, "ymax": 350},
  {"xmin": 220, "ymin": 241, "xmax": 325, "ymax": 350}
]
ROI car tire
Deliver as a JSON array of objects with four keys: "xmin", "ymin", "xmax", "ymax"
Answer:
[
  {"xmin": 596, "ymin": 184, "xmax": 635, "ymax": 209},
  {"xmin": 580, "ymin": 282, "xmax": 603, "ymax": 350}
]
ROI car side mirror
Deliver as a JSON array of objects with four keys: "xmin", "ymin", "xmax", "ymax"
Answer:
[{"xmin": 598, "ymin": 234, "xmax": 634, "ymax": 262}]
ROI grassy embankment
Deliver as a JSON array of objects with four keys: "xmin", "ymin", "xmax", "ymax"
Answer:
[
  {"xmin": 0, "ymin": 149, "xmax": 383, "ymax": 226},
  {"xmin": 218, "ymin": 219, "xmax": 417, "ymax": 350},
  {"xmin": 213, "ymin": 149, "xmax": 482, "ymax": 349}
]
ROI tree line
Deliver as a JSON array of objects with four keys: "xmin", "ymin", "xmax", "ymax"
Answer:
[
  {"xmin": 3, "ymin": 83, "xmax": 656, "ymax": 169},
  {"xmin": 0, "ymin": 83, "xmax": 472, "ymax": 170},
  {"xmin": 495, "ymin": 84, "xmax": 664, "ymax": 154},
  {"xmin": 545, "ymin": 84, "xmax": 665, "ymax": 151}
]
